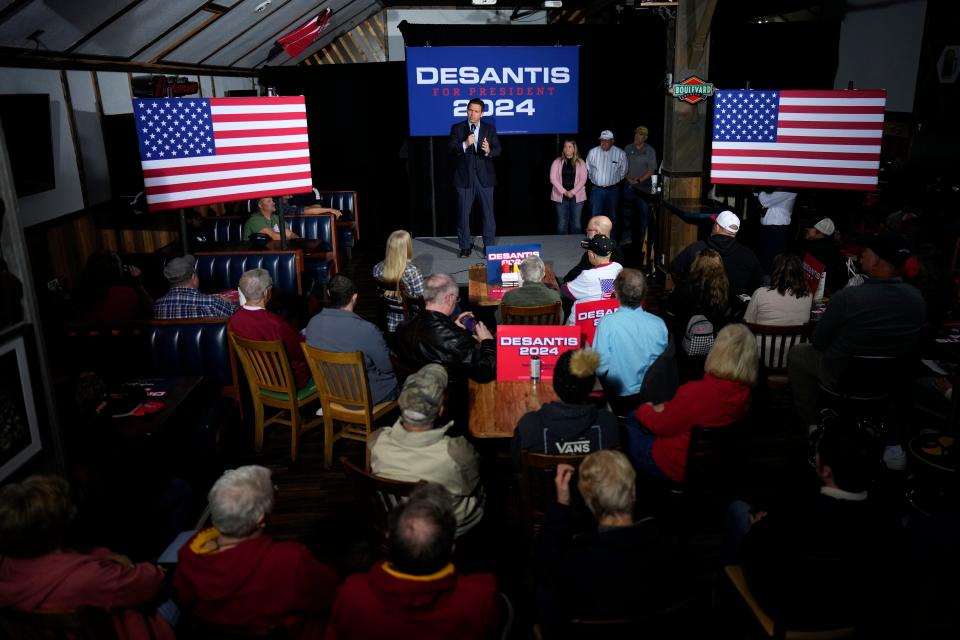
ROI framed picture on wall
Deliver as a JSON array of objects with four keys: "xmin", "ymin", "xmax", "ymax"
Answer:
[{"xmin": 0, "ymin": 333, "xmax": 41, "ymax": 481}]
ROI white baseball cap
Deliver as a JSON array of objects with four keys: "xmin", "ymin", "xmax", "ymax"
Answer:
[
  {"xmin": 715, "ymin": 210, "xmax": 740, "ymax": 234},
  {"xmin": 813, "ymin": 217, "xmax": 836, "ymax": 236},
  {"xmin": 599, "ymin": 130, "xmax": 614, "ymax": 140}
]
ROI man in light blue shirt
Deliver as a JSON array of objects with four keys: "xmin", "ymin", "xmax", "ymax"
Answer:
[
  {"xmin": 586, "ymin": 130, "xmax": 627, "ymax": 227},
  {"xmin": 594, "ymin": 268, "xmax": 668, "ymax": 415}
]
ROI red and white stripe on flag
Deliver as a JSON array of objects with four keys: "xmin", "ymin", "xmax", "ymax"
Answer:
[
  {"xmin": 710, "ymin": 89, "xmax": 886, "ymax": 191},
  {"xmin": 277, "ymin": 8, "xmax": 331, "ymax": 58},
  {"xmin": 134, "ymin": 96, "xmax": 313, "ymax": 212}
]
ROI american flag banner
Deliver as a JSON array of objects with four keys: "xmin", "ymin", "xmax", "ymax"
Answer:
[
  {"xmin": 710, "ymin": 89, "xmax": 885, "ymax": 191},
  {"xmin": 133, "ymin": 96, "xmax": 313, "ymax": 212}
]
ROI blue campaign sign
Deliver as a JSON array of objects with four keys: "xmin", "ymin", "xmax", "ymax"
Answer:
[
  {"xmin": 486, "ymin": 244, "xmax": 542, "ymax": 285},
  {"xmin": 406, "ymin": 46, "xmax": 579, "ymax": 136}
]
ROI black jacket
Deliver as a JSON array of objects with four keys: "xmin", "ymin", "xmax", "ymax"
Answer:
[
  {"xmin": 670, "ymin": 234, "xmax": 764, "ymax": 297},
  {"xmin": 394, "ymin": 310, "xmax": 496, "ymax": 384},
  {"xmin": 512, "ymin": 402, "xmax": 619, "ymax": 467},
  {"xmin": 448, "ymin": 120, "xmax": 501, "ymax": 188}
]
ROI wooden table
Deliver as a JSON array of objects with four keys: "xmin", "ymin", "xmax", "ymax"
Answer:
[
  {"xmin": 111, "ymin": 376, "xmax": 203, "ymax": 438},
  {"xmin": 468, "ymin": 263, "xmax": 560, "ymax": 307},
  {"xmin": 468, "ymin": 379, "xmax": 559, "ymax": 438}
]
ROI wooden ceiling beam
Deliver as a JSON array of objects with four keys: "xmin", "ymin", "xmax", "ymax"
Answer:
[{"xmin": 0, "ymin": 46, "xmax": 255, "ymax": 76}]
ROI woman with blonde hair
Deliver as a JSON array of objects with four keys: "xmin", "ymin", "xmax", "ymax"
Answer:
[
  {"xmin": 549, "ymin": 138, "xmax": 588, "ymax": 234},
  {"xmin": 625, "ymin": 323, "xmax": 758, "ymax": 483},
  {"xmin": 372, "ymin": 230, "xmax": 424, "ymax": 332}
]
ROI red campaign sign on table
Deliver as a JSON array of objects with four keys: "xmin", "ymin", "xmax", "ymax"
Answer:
[
  {"xmin": 573, "ymin": 298, "xmax": 620, "ymax": 346},
  {"xmin": 801, "ymin": 253, "xmax": 826, "ymax": 299},
  {"xmin": 496, "ymin": 325, "xmax": 580, "ymax": 382}
]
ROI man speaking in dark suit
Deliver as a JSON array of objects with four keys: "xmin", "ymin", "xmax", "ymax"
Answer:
[{"xmin": 448, "ymin": 98, "xmax": 501, "ymax": 258}]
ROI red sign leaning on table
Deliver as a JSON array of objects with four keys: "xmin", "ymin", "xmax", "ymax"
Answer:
[{"xmin": 496, "ymin": 325, "xmax": 580, "ymax": 382}]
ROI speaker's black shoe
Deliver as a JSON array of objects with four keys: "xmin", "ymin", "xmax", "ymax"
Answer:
[{"xmin": 459, "ymin": 248, "xmax": 472, "ymax": 258}]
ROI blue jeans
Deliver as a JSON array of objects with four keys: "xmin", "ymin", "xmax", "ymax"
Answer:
[
  {"xmin": 722, "ymin": 500, "xmax": 755, "ymax": 564},
  {"xmin": 621, "ymin": 184, "xmax": 650, "ymax": 245},
  {"xmin": 588, "ymin": 184, "xmax": 620, "ymax": 225},
  {"xmin": 554, "ymin": 199, "xmax": 583, "ymax": 234},
  {"xmin": 624, "ymin": 414, "xmax": 670, "ymax": 481}
]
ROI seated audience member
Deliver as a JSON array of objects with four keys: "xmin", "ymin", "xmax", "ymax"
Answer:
[
  {"xmin": 153, "ymin": 254, "xmax": 235, "ymax": 320},
  {"xmin": 370, "ymin": 364, "xmax": 484, "ymax": 537},
  {"xmin": 626, "ymin": 324, "xmax": 758, "ymax": 483},
  {"xmin": 278, "ymin": 193, "xmax": 342, "ymax": 218},
  {"xmin": 562, "ymin": 215, "xmax": 624, "ymax": 284},
  {"xmin": 0, "ymin": 475, "xmax": 174, "ymax": 640},
  {"xmin": 787, "ymin": 230, "xmax": 925, "ymax": 441},
  {"xmin": 243, "ymin": 197, "xmax": 298, "ymax": 241},
  {"xmin": 594, "ymin": 269, "xmax": 669, "ymax": 415},
  {"xmin": 512, "ymin": 349, "xmax": 619, "ymax": 466},
  {"xmin": 372, "ymin": 230, "xmax": 425, "ymax": 332},
  {"xmin": 562, "ymin": 234, "xmax": 622, "ymax": 323},
  {"xmin": 228, "ymin": 268, "xmax": 310, "ymax": 389},
  {"xmin": 72, "ymin": 250, "xmax": 153, "ymax": 323},
  {"xmin": 670, "ymin": 211, "xmax": 763, "ymax": 298},
  {"xmin": 537, "ymin": 452, "xmax": 684, "ymax": 636},
  {"xmin": 326, "ymin": 483, "xmax": 504, "ymax": 639},
  {"xmin": 495, "ymin": 254, "xmax": 561, "ymax": 325},
  {"xmin": 394, "ymin": 273, "xmax": 495, "ymax": 384},
  {"xmin": 305, "ymin": 274, "xmax": 398, "ymax": 405},
  {"xmin": 667, "ymin": 248, "xmax": 731, "ymax": 334},
  {"xmin": 175, "ymin": 466, "xmax": 337, "ymax": 638},
  {"xmin": 743, "ymin": 254, "xmax": 812, "ymax": 326},
  {"xmin": 801, "ymin": 217, "xmax": 846, "ymax": 296},
  {"xmin": 724, "ymin": 420, "xmax": 893, "ymax": 631}
]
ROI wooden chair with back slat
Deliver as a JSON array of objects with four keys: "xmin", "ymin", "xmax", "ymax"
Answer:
[
  {"xmin": 229, "ymin": 332, "xmax": 322, "ymax": 461},
  {"xmin": 746, "ymin": 323, "xmax": 810, "ymax": 390},
  {"xmin": 400, "ymin": 280, "xmax": 425, "ymax": 319},
  {"xmin": 500, "ymin": 300, "xmax": 563, "ymax": 325},
  {"xmin": 302, "ymin": 345, "xmax": 399, "ymax": 470},
  {"xmin": 340, "ymin": 456, "xmax": 418, "ymax": 555},
  {"xmin": 519, "ymin": 450, "xmax": 586, "ymax": 541}
]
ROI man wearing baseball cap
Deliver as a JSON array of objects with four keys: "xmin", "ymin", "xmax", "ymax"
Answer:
[
  {"xmin": 788, "ymin": 229, "xmax": 925, "ymax": 463},
  {"xmin": 153, "ymin": 254, "xmax": 235, "ymax": 319},
  {"xmin": 622, "ymin": 126, "xmax": 658, "ymax": 247},
  {"xmin": 585, "ymin": 130, "xmax": 627, "ymax": 224},
  {"xmin": 669, "ymin": 210, "xmax": 764, "ymax": 297},
  {"xmin": 802, "ymin": 216, "xmax": 846, "ymax": 296},
  {"xmin": 561, "ymin": 233, "xmax": 623, "ymax": 323},
  {"xmin": 369, "ymin": 364, "xmax": 485, "ymax": 537}
]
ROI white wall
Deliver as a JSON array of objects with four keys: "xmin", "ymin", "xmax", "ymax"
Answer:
[
  {"xmin": 834, "ymin": 0, "xmax": 927, "ymax": 113},
  {"xmin": 0, "ymin": 68, "xmax": 258, "ymax": 227},
  {"xmin": 385, "ymin": 9, "xmax": 547, "ymax": 62}
]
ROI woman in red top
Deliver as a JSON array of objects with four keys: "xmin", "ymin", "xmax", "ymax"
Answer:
[{"xmin": 626, "ymin": 323, "xmax": 758, "ymax": 483}]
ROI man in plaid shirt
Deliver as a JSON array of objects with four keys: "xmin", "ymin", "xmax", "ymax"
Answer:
[{"xmin": 154, "ymin": 255, "xmax": 236, "ymax": 320}]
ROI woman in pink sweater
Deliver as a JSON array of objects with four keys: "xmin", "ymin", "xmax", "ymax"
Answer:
[
  {"xmin": 626, "ymin": 324, "xmax": 758, "ymax": 483},
  {"xmin": 549, "ymin": 139, "xmax": 588, "ymax": 234}
]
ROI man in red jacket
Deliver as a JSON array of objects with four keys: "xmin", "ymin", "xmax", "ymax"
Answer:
[
  {"xmin": 175, "ymin": 466, "xmax": 337, "ymax": 638},
  {"xmin": 325, "ymin": 483, "xmax": 505, "ymax": 639}
]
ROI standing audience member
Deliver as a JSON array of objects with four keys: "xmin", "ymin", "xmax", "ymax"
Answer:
[
  {"xmin": 0, "ymin": 475, "xmax": 174, "ymax": 640},
  {"xmin": 370, "ymin": 364, "xmax": 484, "ymax": 537},
  {"xmin": 536, "ymin": 451, "xmax": 684, "ymax": 636},
  {"xmin": 586, "ymin": 130, "xmax": 627, "ymax": 223},
  {"xmin": 495, "ymin": 255, "xmax": 561, "ymax": 325},
  {"xmin": 562, "ymin": 234, "xmax": 622, "ymax": 323},
  {"xmin": 744, "ymin": 254, "xmax": 812, "ymax": 326},
  {"xmin": 372, "ymin": 230, "xmax": 425, "ymax": 333},
  {"xmin": 73, "ymin": 251, "xmax": 153, "ymax": 323},
  {"xmin": 724, "ymin": 420, "xmax": 894, "ymax": 632},
  {"xmin": 512, "ymin": 349, "xmax": 619, "ymax": 466},
  {"xmin": 801, "ymin": 217, "xmax": 846, "ymax": 296},
  {"xmin": 787, "ymin": 230, "xmax": 925, "ymax": 444},
  {"xmin": 153, "ymin": 255, "xmax": 235, "ymax": 319},
  {"xmin": 621, "ymin": 126, "xmax": 658, "ymax": 247},
  {"xmin": 594, "ymin": 269, "xmax": 669, "ymax": 415},
  {"xmin": 175, "ymin": 466, "xmax": 337, "ymax": 638},
  {"xmin": 755, "ymin": 190, "xmax": 797, "ymax": 273},
  {"xmin": 562, "ymin": 215, "xmax": 624, "ymax": 284},
  {"xmin": 626, "ymin": 324, "xmax": 757, "ymax": 483},
  {"xmin": 670, "ymin": 211, "xmax": 764, "ymax": 298},
  {"xmin": 228, "ymin": 269, "xmax": 310, "ymax": 389},
  {"xmin": 326, "ymin": 483, "xmax": 504, "ymax": 639},
  {"xmin": 305, "ymin": 274, "xmax": 398, "ymax": 405},
  {"xmin": 549, "ymin": 139, "xmax": 588, "ymax": 235}
]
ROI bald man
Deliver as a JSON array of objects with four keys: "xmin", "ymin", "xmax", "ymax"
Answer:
[{"xmin": 563, "ymin": 216, "xmax": 625, "ymax": 284}]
